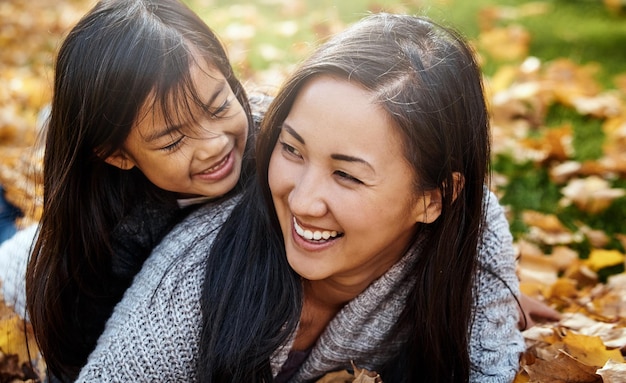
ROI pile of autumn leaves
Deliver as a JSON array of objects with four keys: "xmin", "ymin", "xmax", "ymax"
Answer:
[
  {"xmin": 1, "ymin": 1, "xmax": 626, "ymax": 382},
  {"xmin": 477, "ymin": 4, "xmax": 626, "ymax": 382}
]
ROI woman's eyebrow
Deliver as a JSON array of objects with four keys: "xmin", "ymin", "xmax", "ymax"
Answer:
[
  {"xmin": 281, "ymin": 123, "xmax": 305, "ymax": 144},
  {"xmin": 331, "ymin": 153, "xmax": 374, "ymax": 171},
  {"xmin": 283, "ymin": 123, "xmax": 374, "ymax": 170},
  {"xmin": 144, "ymin": 81, "xmax": 226, "ymax": 143}
]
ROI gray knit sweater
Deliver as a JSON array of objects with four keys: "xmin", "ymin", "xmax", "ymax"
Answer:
[{"xmin": 76, "ymin": 191, "xmax": 524, "ymax": 382}]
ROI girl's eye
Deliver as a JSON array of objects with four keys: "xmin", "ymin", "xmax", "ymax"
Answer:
[
  {"xmin": 209, "ymin": 99, "xmax": 231, "ymax": 119},
  {"xmin": 160, "ymin": 136, "xmax": 185, "ymax": 152},
  {"xmin": 334, "ymin": 170, "xmax": 363, "ymax": 184},
  {"xmin": 279, "ymin": 140, "xmax": 302, "ymax": 158}
]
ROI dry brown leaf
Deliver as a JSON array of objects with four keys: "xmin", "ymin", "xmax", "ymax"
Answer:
[
  {"xmin": 560, "ymin": 313, "xmax": 626, "ymax": 350},
  {"xmin": 478, "ymin": 25, "xmax": 530, "ymax": 62},
  {"xmin": 316, "ymin": 370, "xmax": 355, "ymax": 383},
  {"xmin": 523, "ymin": 349, "xmax": 600, "ymax": 383},
  {"xmin": 0, "ymin": 296, "xmax": 44, "ymax": 381},
  {"xmin": 544, "ymin": 59, "xmax": 603, "ymax": 106},
  {"xmin": 560, "ymin": 176, "xmax": 626, "ymax": 214},
  {"xmin": 522, "ymin": 211, "xmax": 583, "ymax": 245},
  {"xmin": 550, "ymin": 160, "xmax": 583, "ymax": 184},
  {"xmin": 315, "ymin": 362, "xmax": 382, "ymax": 383},
  {"xmin": 521, "ymin": 124, "xmax": 574, "ymax": 163},
  {"xmin": 351, "ymin": 362, "xmax": 382, "ymax": 383},
  {"xmin": 570, "ymin": 92, "xmax": 623, "ymax": 119},
  {"xmin": 596, "ymin": 359, "xmax": 626, "ymax": 382}
]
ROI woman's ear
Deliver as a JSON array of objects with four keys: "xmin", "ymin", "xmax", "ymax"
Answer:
[
  {"xmin": 413, "ymin": 172, "xmax": 465, "ymax": 224},
  {"xmin": 103, "ymin": 150, "xmax": 135, "ymax": 170},
  {"xmin": 413, "ymin": 189, "xmax": 442, "ymax": 224}
]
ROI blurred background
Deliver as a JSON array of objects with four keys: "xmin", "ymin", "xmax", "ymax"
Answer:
[
  {"xmin": 1, "ymin": 0, "xmax": 626, "ymax": 380},
  {"xmin": 3, "ymin": 0, "xmax": 625, "ymax": 269}
]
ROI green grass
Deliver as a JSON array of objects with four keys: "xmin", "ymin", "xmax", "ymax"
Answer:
[
  {"xmin": 187, "ymin": 0, "xmax": 626, "ymax": 84},
  {"xmin": 186, "ymin": 0, "xmax": 626, "ymax": 258}
]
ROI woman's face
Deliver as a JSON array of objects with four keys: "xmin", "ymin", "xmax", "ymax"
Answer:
[
  {"xmin": 105, "ymin": 59, "xmax": 248, "ymax": 199},
  {"xmin": 268, "ymin": 75, "xmax": 441, "ymax": 288}
]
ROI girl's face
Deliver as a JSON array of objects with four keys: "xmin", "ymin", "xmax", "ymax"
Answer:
[
  {"xmin": 268, "ymin": 75, "xmax": 441, "ymax": 289},
  {"xmin": 106, "ymin": 59, "xmax": 248, "ymax": 199}
]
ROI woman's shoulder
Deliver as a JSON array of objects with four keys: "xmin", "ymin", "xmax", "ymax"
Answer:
[
  {"xmin": 153, "ymin": 194, "xmax": 241, "ymax": 258},
  {"xmin": 478, "ymin": 189, "xmax": 514, "ymax": 261},
  {"xmin": 131, "ymin": 193, "xmax": 241, "ymax": 286}
]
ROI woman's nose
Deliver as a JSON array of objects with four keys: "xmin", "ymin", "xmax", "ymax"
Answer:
[{"xmin": 287, "ymin": 168, "xmax": 328, "ymax": 218}]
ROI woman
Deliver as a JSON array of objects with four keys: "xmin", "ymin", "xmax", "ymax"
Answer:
[{"xmin": 77, "ymin": 13, "xmax": 524, "ymax": 382}]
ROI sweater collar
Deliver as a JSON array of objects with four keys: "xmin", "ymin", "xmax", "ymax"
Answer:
[{"xmin": 271, "ymin": 233, "xmax": 428, "ymax": 381}]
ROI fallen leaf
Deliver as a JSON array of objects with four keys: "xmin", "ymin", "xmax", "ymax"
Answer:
[
  {"xmin": 560, "ymin": 176, "xmax": 626, "ymax": 214},
  {"xmin": 596, "ymin": 359, "xmax": 626, "ymax": 383},
  {"xmin": 585, "ymin": 250, "xmax": 625, "ymax": 272}
]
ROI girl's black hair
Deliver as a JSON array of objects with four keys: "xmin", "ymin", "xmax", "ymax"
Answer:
[{"xmin": 25, "ymin": 0, "xmax": 254, "ymax": 380}]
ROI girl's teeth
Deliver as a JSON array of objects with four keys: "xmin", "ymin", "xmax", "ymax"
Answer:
[
  {"xmin": 293, "ymin": 218, "xmax": 339, "ymax": 241},
  {"xmin": 203, "ymin": 155, "xmax": 227, "ymax": 173}
]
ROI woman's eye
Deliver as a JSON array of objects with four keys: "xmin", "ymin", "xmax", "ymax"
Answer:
[
  {"xmin": 279, "ymin": 140, "xmax": 302, "ymax": 158},
  {"xmin": 334, "ymin": 170, "xmax": 363, "ymax": 184},
  {"xmin": 160, "ymin": 136, "xmax": 185, "ymax": 152}
]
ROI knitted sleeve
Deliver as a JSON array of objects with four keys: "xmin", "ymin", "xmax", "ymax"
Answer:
[
  {"xmin": 469, "ymin": 191, "xmax": 525, "ymax": 383},
  {"xmin": 75, "ymin": 196, "xmax": 238, "ymax": 382},
  {"xmin": 0, "ymin": 223, "xmax": 38, "ymax": 316}
]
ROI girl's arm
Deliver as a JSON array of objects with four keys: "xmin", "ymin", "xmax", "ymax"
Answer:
[{"xmin": 76, "ymin": 198, "xmax": 237, "ymax": 382}]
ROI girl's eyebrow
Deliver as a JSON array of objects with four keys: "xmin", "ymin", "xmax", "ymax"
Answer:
[
  {"xmin": 144, "ymin": 81, "xmax": 226, "ymax": 143},
  {"xmin": 282, "ymin": 123, "xmax": 374, "ymax": 171}
]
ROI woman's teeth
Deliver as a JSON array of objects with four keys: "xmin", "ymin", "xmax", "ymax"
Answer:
[{"xmin": 293, "ymin": 218, "xmax": 339, "ymax": 241}]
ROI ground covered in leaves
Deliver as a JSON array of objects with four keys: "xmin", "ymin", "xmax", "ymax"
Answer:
[{"xmin": 1, "ymin": 0, "xmax": 626, "ymax": 382}]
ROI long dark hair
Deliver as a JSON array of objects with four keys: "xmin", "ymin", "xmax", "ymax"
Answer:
[
  {"xmin": 25, "ymin": 0, "xmax": 254, "ymax": 380},
  {"xmin": 199, "ymin": 13, "xmax": 489, "ymax": 382}
]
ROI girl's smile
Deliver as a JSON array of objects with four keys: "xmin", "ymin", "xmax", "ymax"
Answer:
[
  {"xmin": 193, "ymin": 148, "xmax": 236, "ymax": 182},
  {"xmin": 106, "ymin": 59, "xmax": 248, "ymax": 199}
]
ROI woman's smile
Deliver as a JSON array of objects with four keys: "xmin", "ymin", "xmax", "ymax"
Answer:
[{"xmin": 269, "ymin": 75, "xmax": 428, "ymax": 284}]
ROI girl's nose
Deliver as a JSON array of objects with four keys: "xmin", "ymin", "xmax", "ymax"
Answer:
[{"xmin": 193, "ymin": 132, "xmax": 228, "ymax": 161}]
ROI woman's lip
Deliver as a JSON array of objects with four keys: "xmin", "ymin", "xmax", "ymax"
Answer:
[
  {"xmin": 290, "ymin": 217, "xmax": 342, "ymax": 252},
  {"xmin": 193, "ymin": 150, "xmax": 235, "ymax": 181},
  {"xmin": 293, "ymin": 217, "xmax": 339, "ymax": 240}
]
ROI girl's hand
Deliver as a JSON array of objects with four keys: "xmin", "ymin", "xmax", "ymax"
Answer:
[{"xmin": 518, "ymin": 293, "xmax": 561, "ymax": 330}]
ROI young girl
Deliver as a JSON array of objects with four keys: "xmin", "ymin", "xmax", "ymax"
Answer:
[
  {"xmin": 75, "ymin": 13, "xmax": 524, "ymax": 383},
  {"xmin": 23, "ymin": 0, "xmax": 258, "ymax": 380}
]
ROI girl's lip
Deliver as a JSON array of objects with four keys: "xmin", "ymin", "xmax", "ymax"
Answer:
[{"xmin": 193, "ymin": 150, "xmax": 235, "ymax": 182}]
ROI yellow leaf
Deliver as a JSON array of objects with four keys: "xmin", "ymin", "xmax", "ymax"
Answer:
[
  {"xmin": 549, "ymin": 278, "xmax": 578, "ymax": 300},
  {"xmin": 561, "ymin": 330, "xmax": 624, "ymax": 367},
  {"xmin": 585, "ymin": 249, "xmax": 625, "ymax": 272}
]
